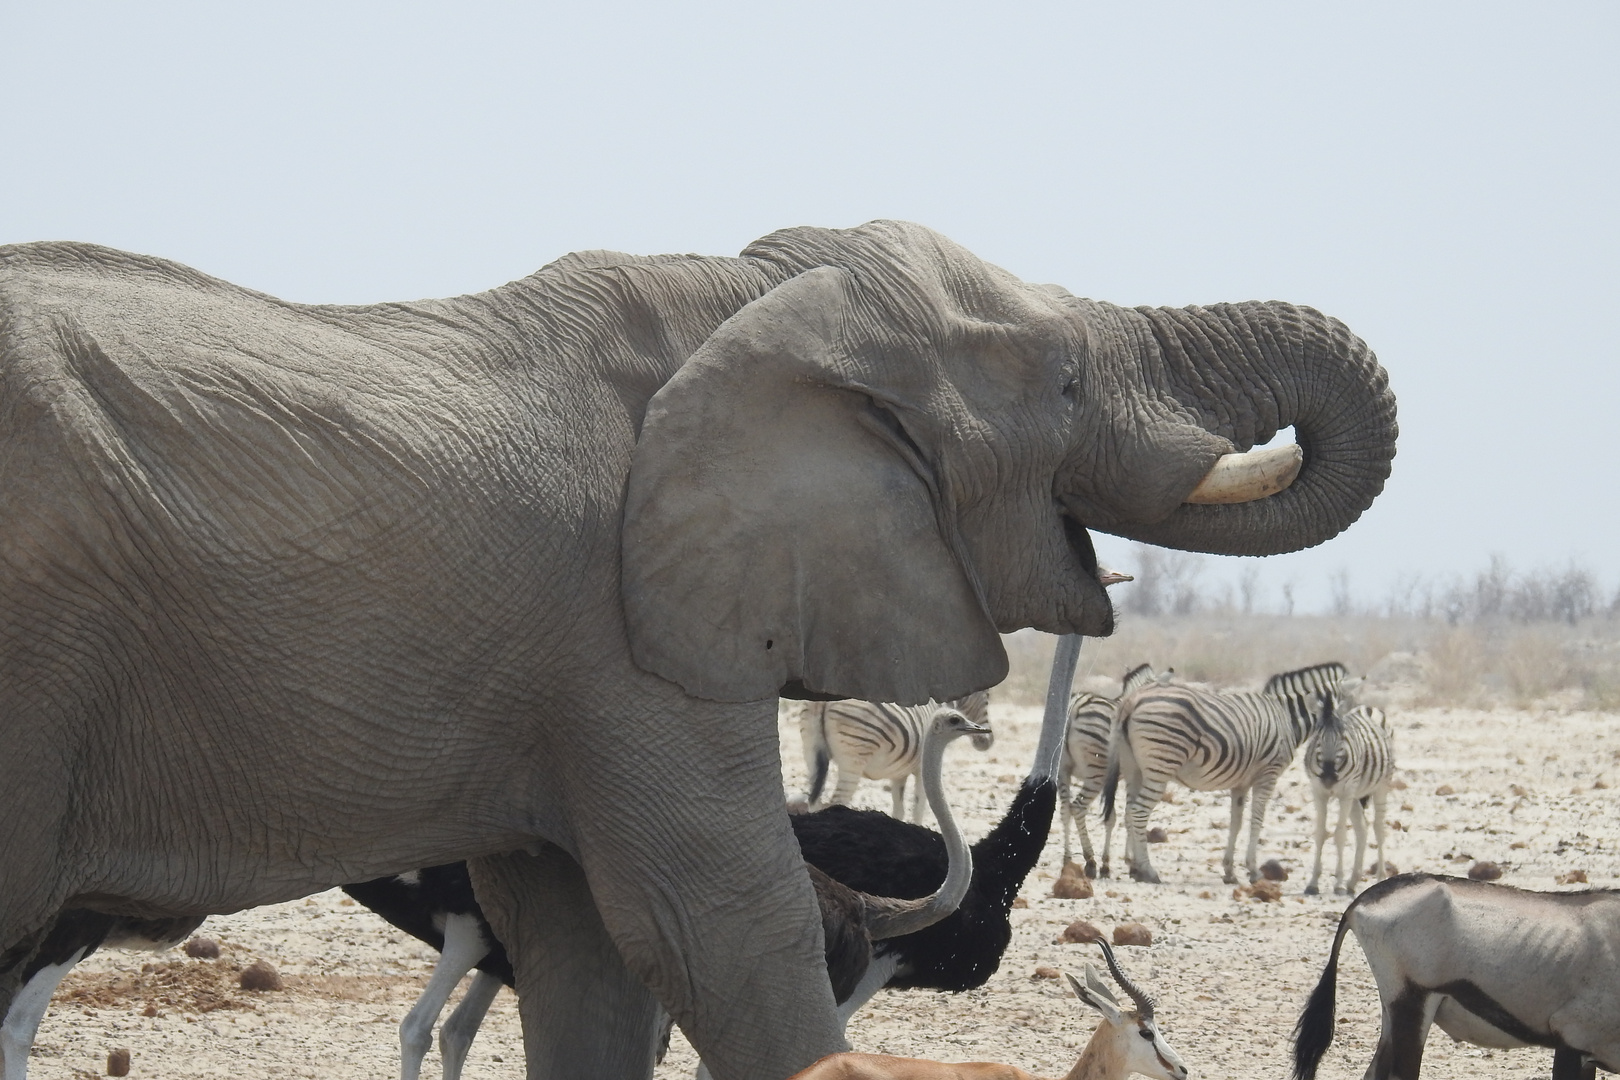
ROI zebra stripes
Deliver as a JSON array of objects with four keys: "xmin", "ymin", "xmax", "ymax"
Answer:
[
  {"xmin": 800, "ymin": 691, "xmax": 992, "ymax": 821},
  {"xmin": 1302, "ymin": 685, "xmax": 1395, "ymax": 896},
  {"xmin": 1059, "ymin": 663, "xmax": 1165, "ymax": 877},
  {"xmin": 1109, "ymin": 661, "xmax": 1347, "ymax": 884}
]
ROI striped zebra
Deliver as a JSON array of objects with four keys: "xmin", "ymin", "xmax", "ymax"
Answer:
[
  {"xmin": 1301, "ymin": 683, "xmax": 1395, "ymax": 896},
  {"xmin": 1059, "ymin": 663, "xmax": 1167, "ymax": 878},
  {"xmin": 800, "ymin": 691, "xmax": 993, "ymax": 821},
  {"xmin": 1107, "ymin": 661, "xmax": 1347, "ymax": 885}
]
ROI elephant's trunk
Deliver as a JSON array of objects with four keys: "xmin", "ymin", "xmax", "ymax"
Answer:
[{"xmin": 1077, "ymin": 301, "xmax": 1396, "ymax": 556}]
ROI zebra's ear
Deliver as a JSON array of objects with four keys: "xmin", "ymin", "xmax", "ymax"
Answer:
[{"xmin": 621, "ymin": 267, "xmax": 1006, "ymax": 705}]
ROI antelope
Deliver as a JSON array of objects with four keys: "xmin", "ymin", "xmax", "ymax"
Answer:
[
  {"xmin": 784, "ymin": 940, "xmax": 1187, "ymax": 1080},
  {"xmin": 1293, "ymin": 873, "xmax": 1619, "ymax": 1080}
]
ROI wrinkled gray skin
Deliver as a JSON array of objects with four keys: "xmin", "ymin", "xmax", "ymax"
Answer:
[{"xmin": 0, "ymin": 222, "xmax": 1395, "ymax": 1080}]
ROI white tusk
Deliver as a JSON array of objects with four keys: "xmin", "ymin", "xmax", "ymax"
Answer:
[
  {"xmin": 1098, "ymin": 567, "xmax": 1134, "ymax": 587},
  {"xmin": 1185, "ymin": 443, "xmax": 1303, "ymax": 505}
]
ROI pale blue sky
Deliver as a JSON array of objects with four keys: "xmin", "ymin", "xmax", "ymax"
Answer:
[{"xmin": 4, "ymin": 2, "xmax": 1615, "ymax": 611}]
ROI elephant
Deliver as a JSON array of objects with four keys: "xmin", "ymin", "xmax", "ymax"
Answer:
[{"xmin": 0, "ymin": 220, "xmax": 1395, "ymax": 1080}]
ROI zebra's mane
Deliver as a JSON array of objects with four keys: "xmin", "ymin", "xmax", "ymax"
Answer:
[
  {"xmin": 1262, "ymin": 662, "xmax": 1348, "ymax": 699},
  {"xmin": 1120, "ymin": 663, "xmax": 1156, "ymax": 695}
]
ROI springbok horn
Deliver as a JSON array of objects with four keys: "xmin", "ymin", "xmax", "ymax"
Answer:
[
  {"xmin": 1095, "ymin": 939, "xmax": 1156, "ymax": 1020},
  {"xmin": 1185, "ymin": 443, "xmax": 1304, "ymax": 505}
]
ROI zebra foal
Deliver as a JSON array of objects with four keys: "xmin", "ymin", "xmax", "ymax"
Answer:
[
  {"xmin": 1059, "ymin": 663, "xmax": 1166, "ymax": 878},
  {"xmin": 801, "ymin": 692, "xmax": 993, "ymax": 821},
  {"xmin": 1302, "ymin": 685, "xmax": 1395, "ymax": 896},
  {"xmin": 1107, "ymin": 662, "xmax": 1346, "ymax": 885}
]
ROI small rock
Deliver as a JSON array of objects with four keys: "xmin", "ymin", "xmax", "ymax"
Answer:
[
  {"xmin": 1011, "ymin": 896, "xmax": 1029, "ymax": 909},
  {"xmin": 239, "ymin": 959, "xmax": 283, "ymax": 991},
  {"xmin": 1112, "ymin": 922, "xmax": 1153, "ymax": 946},
  {"xmin": 1390, "ymin": 777, "xmax": 1408, "ymax": 790},
  {"xmin": 182, "ymin": 937, "xmax": 221, "ymax": 959},
  {"xmin": 107, "ymin": 1048, "xmax": 131, "ymax": 1077},
  {"xmin": 1032, "ymin": 965, "xmax": 1061, "ymax": 980},
  {"xmin": 1235, "ymin": 880, "xmax": 1283, "ymax": 902},
  {"xmin": 1510, "ymin": 841, "xmax": 1527, "ymax": 850},
  {"xmin": 1145, "ymin": 827, "xmax": 1169, "ymax": 844},
  {"xmin": 1053, "ymin": 863, "xmax": 1094, "ymax": 899},
  {"xmin": 1197, "ymin": 890, "xmax": 1213, "ymax": 900},
  {"xmin": 1509, "ymin": 784, "xmax": 1530, "ymax": 797},
  {"xmin": 1594, "ymin": 779, "xmax": 1610, "ymax": 790},
  {"xmin": 1435, "ymin": 784, "xmax": 1455, "ymax": 796},
  {"xmin": 141, "ymin": 1004, "xmax": 158, "ymax": 1018},
  {"xmin": 1061, "ymin": 919, "xmax": 1105, "ymax": 944},
  {"xmin": 1468, "ymin": 861, "xmax": 1503, "ymax": 881},
  {"xmin": 1556, "ymin": 869, "xmax": 1588, "ymax": 885},
  {"xmin": 1260, "ymin": 859, "xmax": 1288, "ymax": 881}
]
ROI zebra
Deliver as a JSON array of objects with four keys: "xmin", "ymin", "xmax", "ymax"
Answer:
[
  {"xmin": 1106, "ymin": 661, "xmax": 1347, "ymax": 885},
  {"xmin": 800, "ymin": 691, "xmax": 992, "ymax": 821},
  {"xmin": 1059, "ymin": 663, "xmax": 1167, "ymax": 878},
  {"xmin": 1301, "ymin": 683, "xmax": 1395, "ymax": 896}
]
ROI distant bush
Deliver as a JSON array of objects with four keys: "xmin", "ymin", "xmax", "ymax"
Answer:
[{"xmin": 995, "ymin": 549, "xmax": 1620, "ymax": 709}]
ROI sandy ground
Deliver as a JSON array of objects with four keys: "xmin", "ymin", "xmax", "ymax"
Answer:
[{"xmin": 25, "ymin": 696, "xmax": 1618, "ymax": 1080}]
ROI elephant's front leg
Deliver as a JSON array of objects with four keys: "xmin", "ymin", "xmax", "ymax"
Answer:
[
  {"xmin": 470, "ymin": 845, "xmax": 665, "ymax": 1079},
  {"xmin": 477, "ymin": 692, "xmax": 843, "ymax": 1080},
  {"xmin": 576, "ymin": 749, "xmax": 843, "ymax": 1080}
]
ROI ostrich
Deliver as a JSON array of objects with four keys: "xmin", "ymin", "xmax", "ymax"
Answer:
[
  {"xmin": 345, "ymin": 707, "xmax": 987, "ymax": 1080},
  {"xmin": 1, "ymin": 911, "xmax": 205, "ymax": 1080},
  {"xmin": 789, "ymin": 635, "xmax": 1083, "ymax": 1022}
]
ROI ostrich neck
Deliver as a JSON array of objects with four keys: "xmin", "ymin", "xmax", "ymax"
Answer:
[
  {"xmin": 919, "ymin": 729, "xmax": 972, "ymax": 913},
  {"xmin": 1032, "ymin": 634, "xmax": 1083, "ymax": 783}
]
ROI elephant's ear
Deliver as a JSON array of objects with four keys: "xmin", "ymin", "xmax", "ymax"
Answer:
[{"xmin": 621, "ymin": 267, "xmax": 1007, "ymax": 705}]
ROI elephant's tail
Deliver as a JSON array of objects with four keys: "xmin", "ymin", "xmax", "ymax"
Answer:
[{"xmin": 804, "ymin": 705, "xmax": 831, "ymax": 805}]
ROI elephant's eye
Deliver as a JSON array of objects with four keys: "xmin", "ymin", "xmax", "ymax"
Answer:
[{"xmin": 1061, "ymin": 375, "xmax": 1080, "ymax": 400}]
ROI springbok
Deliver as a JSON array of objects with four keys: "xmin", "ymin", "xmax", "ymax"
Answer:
[
  {"xmin": 1293, "ymin": 873, "xmax": 1618, "ymax": 1080},
  {"xmin": 784, "ymin": 940, "xmax": 1187, "ymax": 1080}
]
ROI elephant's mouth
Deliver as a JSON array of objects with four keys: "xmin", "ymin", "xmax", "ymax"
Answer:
[{"xmin": 1061, "ymin": 510, "xmax": 1117, "ymax": 637}]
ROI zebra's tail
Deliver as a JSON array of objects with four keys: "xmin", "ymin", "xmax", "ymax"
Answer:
[
  {"xmin": 1292, "ymin": 902, "xmax": 1356, "ymax": 1080},
  {"xmin": 804, "ymin": 705, "xmax": 831, "ymax": 805},
  {"xmin": 1101, "ymin": 753, "xmax": 1121, "ymax": 825}
]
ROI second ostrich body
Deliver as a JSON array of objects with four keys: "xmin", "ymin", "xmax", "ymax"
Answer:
[{"xmin": 791, "ymin": 636, "xmax": 1082, "ymax": 1019}]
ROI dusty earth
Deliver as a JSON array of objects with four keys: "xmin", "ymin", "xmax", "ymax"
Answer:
[{"xmin": 24, "ymin": 693, "xmax": 1617, "ymax": 1080}]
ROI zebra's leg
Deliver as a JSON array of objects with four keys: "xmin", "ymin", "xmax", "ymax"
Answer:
[
  {"xmin": 1332, "ymin": 795, "xmax": 1353, "ymax": 895},
  {"xmin": 1305, "ymin": 787, "xmax": 1330, "ymax": 895},
  {"xmin": 1222, "ymin": 787, "xmax": 1248, "ymax": 885},
  {"xmin": 1244, "ymin": 772, "xmax": 1282, "ymax": 884},
  {"xmin": 1347, "ymin": 797, "xmax": 1370, "ymax": 895},
  {"xmin": 437, "ymin": 969, "xmax": 502, "ymax": 1080},
  {"xmin": 1075, "ymin": 782, "xmax": 1098, "ymax": 878},
  {"xmin": 1058, "ymin": 773, "xmax": 1074, "ymax": 865},
  {"xmin": 889, "ymin": 775, "xmax": 907, "ymax": 820},
  {"xmin": 909, "ymin": 769, "xmax": 927, "ymax": 825},
  {"xmin": 830, "ymin": 767, "xmax": 862, "ymax": 808},
  {"xmin": 1370, "ymin": 790, "xmax": 1389, "ymax": 881},
  {"xmin": 1127, "ymin": 775, "xmax": 1165, "ymax": 884}
]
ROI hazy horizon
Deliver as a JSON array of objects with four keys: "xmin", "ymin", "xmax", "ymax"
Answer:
[{"xmin": 5, "ymin": 2, "xmax": 1616, "ymax": 612}]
